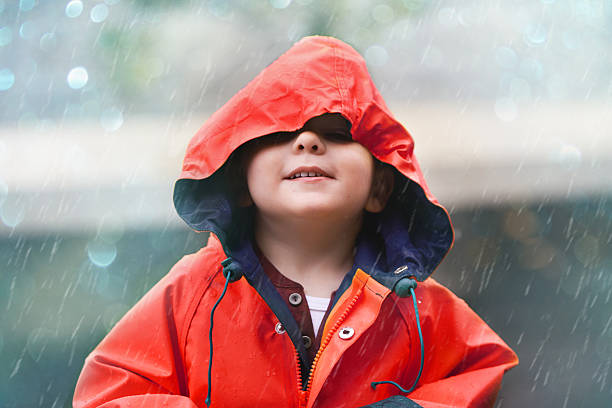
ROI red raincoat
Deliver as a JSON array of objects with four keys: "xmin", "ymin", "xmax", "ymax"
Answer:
[{"xmin": 74, "ymin": 36, "xmax": 518, "ymax": 408}]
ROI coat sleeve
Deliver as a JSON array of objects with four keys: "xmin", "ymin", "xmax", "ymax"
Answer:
[
  {"xmin": 73, "ymin": 248, "xmax": 219, "ymax": 408},
  {"xmin": 384, "ymin": 278, "xmax": 519, "ymax": 408}
]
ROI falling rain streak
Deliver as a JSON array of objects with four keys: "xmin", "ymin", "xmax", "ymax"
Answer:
[{"xmin": 0, "ymin": 0, "xmax": 611, "ymax": 407}]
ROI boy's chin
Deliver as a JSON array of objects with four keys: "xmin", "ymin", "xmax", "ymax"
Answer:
[{"xmin": 283, "ymin": 204, "xmax": 363, "ymax": 221}]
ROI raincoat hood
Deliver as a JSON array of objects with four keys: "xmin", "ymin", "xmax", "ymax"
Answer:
[{"xmin": 173, "ymin": 36, "xmax": 453, "ymax": 283}]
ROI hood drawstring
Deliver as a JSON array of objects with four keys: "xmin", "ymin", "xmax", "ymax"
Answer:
[
  {"xmin": 205, "ymin": 258, "xmax": 243, "ymax": 408},
  {"xmin": 371, "ymin": 277, "xmax": 424, "ymax": 395}
]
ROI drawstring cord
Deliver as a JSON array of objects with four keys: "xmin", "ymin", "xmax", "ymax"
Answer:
[
  {"xmin": 205, "ymin": 258, "xmax": 242, "ymax": 408},
  {"xmin": 371, "ymin": 278, "xmax": 424, "ymax": 395}
]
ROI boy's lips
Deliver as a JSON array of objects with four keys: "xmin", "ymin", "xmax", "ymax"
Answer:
[{"xmin": 285, "ymin": 166, "xmax": 333, "ymax": 180}]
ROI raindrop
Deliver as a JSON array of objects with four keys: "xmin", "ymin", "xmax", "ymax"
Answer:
[
  {"xmin": 18, "ymin": 112, "xmax": 39, "ymax": 131},
  {"xmin": 67, "ymin": 66, "xmax": 88, "ymax": 89},
  {"xmin": 1, "ymin": 200, "xmax": 25, "ymax": 227},
  {"xmin": 64, "ymin": 103, "xmax": 84, "ymax": 119},
  {"xmin": 495, "ymin": 46, "xmax": 517, "ymax": 69},
  {"xmin": 103, "ymin": 303, "xmax": 129, "ymax": 330},
  {"xmin": 19, "ymin": 0, "xmax": 35, "ymax": 12},
  {"xmin": 97, "ymin": 212, "xmax": 125, "ymax": 244},
  {"xmin": 39, "ymin": 32, "xmax": 57, "ymax": 52},
  {"xmin": 100, "ymin": 107, "xmax": 124, "ymax": 132},
  {"xmin": 269, "ymin": 0, "xmax": 291, "ymax": 9},
  {"xmin": 0, "ymin": 27, "xmax": 12, "ymax": 46},
  {"xmin": 87, "ymin": 239, "xmax": 117, "ymax": 267},
  {"xmin": 372, "ymin": 4, "xmax": 394, "ymax": 24},
  {"xmin": 523, "ymin": 23, "xmax": 548, "ymax": 47},
  {"xmin": 19, "ymin": 21, "xmax": 36, "ymax": 39},
  {"xmin": 65, "ymin": 0, "xmax": 83, "ymax": 18},
  {"xmin": 421, "ymin": 46, "xmax": 443, "ymax": 69},
  {"xmin": 0, "ymin": 68, "xmax": 15, "ymax": 91},
  {"xmin": 365, "ymin": 45, "xmax": 388, "ymax": 67},
  {"xmin": 574, "ymin": 235, "xmax": 599, "ymax": 266},
  {"xmin": 494, "ymin": 97, "xmax": 517, "ymax": 122},
  {"xmin": 90, "ymin": 3, "xmax": 109, "ymax": 23}
]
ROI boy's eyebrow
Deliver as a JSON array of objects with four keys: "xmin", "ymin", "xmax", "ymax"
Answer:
[{"xmin": 301, "ymin": 115, "xmax": 352, "ymax": 133}]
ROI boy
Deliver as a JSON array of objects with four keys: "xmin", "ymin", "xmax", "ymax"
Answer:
[{"xmin": 74, "ymin": 36, "xmax": 518, "ymax": 408}]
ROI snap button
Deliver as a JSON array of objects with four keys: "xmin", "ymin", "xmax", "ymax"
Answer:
[
  {"xmin": 275, "ymin": 322, "xmax": 286, "ymax": 334},
  {"xmin": 302, "ymin": 335, "xmax": 312, "ymax": 349},
  {"xmin": 288, "ymin": 293, "xmax": 302, "ymax": 306},
  {"xmin": 338, "ymin": 327, "xmax": 354, "ymax": 340}
]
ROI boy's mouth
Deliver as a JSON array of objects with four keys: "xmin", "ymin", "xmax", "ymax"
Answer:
[{"xmin": 285, "ymin": 166, "xmax": 332, "ymax": 180}]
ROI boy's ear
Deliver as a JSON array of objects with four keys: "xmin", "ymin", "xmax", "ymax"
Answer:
[{"xmin": 365, "ymin": 162, "xmax": 394, "ymax": 213}]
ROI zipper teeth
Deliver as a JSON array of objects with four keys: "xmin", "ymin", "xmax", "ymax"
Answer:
[
  {"xmin": 305, "ymin": 288, "xmax": 363, "ymax": 394},
  {"xmin": 295, "ymin": 349, "xmax": 303, "ymax": 390}
]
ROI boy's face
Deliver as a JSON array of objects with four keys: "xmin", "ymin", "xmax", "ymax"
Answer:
[{"xmin": 245, "ymin": 114, "xmax": 379, "ymax": 223}]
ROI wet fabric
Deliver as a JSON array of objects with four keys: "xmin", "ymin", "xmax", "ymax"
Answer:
[{"xmin": 73, "ymin": 36, "xmax": 518, "ymax": 407}]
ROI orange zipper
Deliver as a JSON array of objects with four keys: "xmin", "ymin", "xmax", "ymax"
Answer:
[{"xmin": 295, "ymin": 288, "xmax": 363, "ymax": 407}]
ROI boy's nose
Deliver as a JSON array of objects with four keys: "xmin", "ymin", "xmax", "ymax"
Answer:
[{"xmin": 293, "ymin": 131, "xmax": 326, "ymax": 154}]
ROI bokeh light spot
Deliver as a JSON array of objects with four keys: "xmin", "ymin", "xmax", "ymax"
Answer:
[
  {"xmin": 19, "ymin": 21, "xmax": 36, "ymax": 39},
  {"xmin": 0, "ymin": 27, "xmax": 12, "ymax": 46},
  {"xmin": 365, "ymin": 45, "xmax": 388, "ymax": 67},
  {"xmin": 67, "ymin": 66, "xmax": 88, "ymax": 89},
  {"xmin": 0, "ymin": 68, "xmax": 15, "ymax": 91},
  {"xmin": 519, "ymin": 58, "xmax": 544, "ymax": 81},
  {"xmin": 495, "ymin": 46, "xmax": 517, "ymax": 69},
  {"xmin": 87, "ymin": 239, "xmax": 118, "ymax": 267},
  {"xmin": 39, "ymin": 32, "xmax": 57, "ymax": 52},
  {"xmin": 402, "ymin": 0, "xmax": 425, "ymax": 12},
  {"xmin": 90, "ymin": 3, "xmax": 109, "ymax": 23},
  {"xmin": 509, "ymin": 77, "xmax": 532, "ymax": 103},
  {"xmin": 0, "ymin": 200, "xmax": 25, "ymax": 227},
  {"xmin": 494, "ymin": 97, "xmax": 517, "ymax": 122},
  {"xmin": 208, "ymin": 0, "xmax": 231, "ymax": 19},
  {"xmin": 100, "ymin": 107, "xmax": 124, "ymax": 132},
  {"xmin": 65, "ymin": 0, "xmax": 83, "ymax": 18},
  {"xmin": 523, "ymin": 23, "xmax": 548, "ymax": 46},
  {"xmin": 19, "ymin": 0, "xmax": 35, "ymax": 12},
  {"xmin": 0, "ymin": 178, "xmax": 7, "ymax": 207},
  {"xmin": 372, "ymin": 5, "xmax": 394, "ymax": 24},
  {"xmin": 549, "ymin": 143, "xmax": 582, "ymax": 169},
  {"xmin": 438, "ymin": 7, "xmax": 457, "ymax": 27},
  {"xmin": 269, "ymin": 0, "xmax": 291, "ymax": 9}
]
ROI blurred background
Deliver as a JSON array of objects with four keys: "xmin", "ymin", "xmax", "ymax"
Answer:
[{"xmin": 1, "ymin": 0, "xmax": 611, "ymax": 406}]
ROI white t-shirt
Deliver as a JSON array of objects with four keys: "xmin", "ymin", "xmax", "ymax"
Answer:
[{"xmin": 306, "ymin": 295, "xmax": 331, "ymax": 335}]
